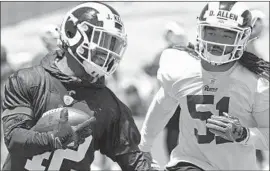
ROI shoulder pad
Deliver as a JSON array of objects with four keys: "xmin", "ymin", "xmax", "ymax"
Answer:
[
  {"xmin": 157, "ymin": 48, "xmax": 200, "ymax": 92},
  {"xmin": 172, "ymin": 43, "xmax": 200, "ymax": 60},
  {"xmin": 11, "ymin": 66, "xmax": 45, "ymax": 89}
]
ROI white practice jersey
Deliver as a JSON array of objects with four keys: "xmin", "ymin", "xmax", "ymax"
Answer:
[{"xmin": 139, "ymin": 48, "xmax": 269, "ymax": 170}]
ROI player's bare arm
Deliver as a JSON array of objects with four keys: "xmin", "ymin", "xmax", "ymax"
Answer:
[{"xmin": 139, "ymin": 49, "xmax": 192, "ymax": 153}]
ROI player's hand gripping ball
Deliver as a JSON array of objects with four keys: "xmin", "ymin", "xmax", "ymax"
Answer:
[
  {"xmin": 206, "ymin": 112, "xmax": 248, "ymax": 142},
  {"xmin": 32, "ymin": 107, "xmax": 96, "ymax": 149}
]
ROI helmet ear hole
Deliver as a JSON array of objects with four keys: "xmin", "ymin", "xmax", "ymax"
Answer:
[
  {"xmin": 66, "ymin": 30, "xmax": 74, "ymax": 38},
  {"xmin": 65, "ymin": 20, "xmax": 77, "ymax": 38}
]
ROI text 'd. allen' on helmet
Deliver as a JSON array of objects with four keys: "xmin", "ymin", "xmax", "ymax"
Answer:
[{"xmin": 195, "ymin": 2, "xmax": 253, "ymax": 65}]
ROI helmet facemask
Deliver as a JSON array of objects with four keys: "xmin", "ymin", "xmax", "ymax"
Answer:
[
  {"xmin": 196, "ymin": 23, "xmax": 251, "ymax": 65},
  {"xmin": 74, "ymin": 21, "xmax": 127, "ymax": 79}
]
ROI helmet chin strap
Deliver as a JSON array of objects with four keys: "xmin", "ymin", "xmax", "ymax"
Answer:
[{"xmin": 82, "ymin": 60, "xmax": 104, "ymax": 77}]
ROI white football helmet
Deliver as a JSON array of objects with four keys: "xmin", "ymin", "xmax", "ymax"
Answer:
[
  {"xmin": 196, "ymin": 2, "xmax": 253, "ymax": 65},
  {"xmin": 59, "ymin": 2, "xmax": 127, "ymax": 79}
]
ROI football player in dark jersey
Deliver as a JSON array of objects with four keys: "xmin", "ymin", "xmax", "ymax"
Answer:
[{"xmin": 1, "ymin": 2, "xmax": 154, "ymax": 171}]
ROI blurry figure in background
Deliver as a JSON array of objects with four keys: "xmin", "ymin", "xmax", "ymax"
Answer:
[
  {"xmin": 143, "ymin": 21, "xmax": 188, "ymax": 77},
  {"xmin": 41, "ymin": 25, "xmax": 60, "ymax": 52},
  {"xmin": 247, "ymin": 9, "xmax": 269, "ymax": 171},
  {"xmin": 1, "ymin": 45, "xmax": 13, "ymax": 169},
  {"xmin": 247, "ymin": 9, "xmax": 266, "ymax": 56},
  {"xmin": 1, "ymin": 46, "xmax": 14, "ymax": 109},
  {"xmin": 122, "ymin": 82, "xmax": 147, "ymax": 117},
  {"xmin": 143, "ymin": 21, "xmax": 188, "ymax": 158},
  {"xmin": 31, "ymin": 24, "xmax": 60, "ymax": 66},
  {"xmin": 105, "ymin": 70, "xmax": 121, "ymax": 95},
  {"xmin": 9, "ymin": 52, "xmax": 35, "ymax": 70}
]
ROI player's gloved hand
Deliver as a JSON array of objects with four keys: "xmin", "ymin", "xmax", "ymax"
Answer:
[
  {"xmin": 143, "ymin": 152, "xmax": 161, "ymax": 171},
  {"xmin": 206, "ymin": 112, "xmax": 248, "ymax": 142},
  {"xmin": 48, "ymin": 108, "xmax": 96, "ymax": 149}
]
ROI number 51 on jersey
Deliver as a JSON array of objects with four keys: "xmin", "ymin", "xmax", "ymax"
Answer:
[{"xmin": 187, "ymin": 95, "xmax": 232, "ymax": 144}]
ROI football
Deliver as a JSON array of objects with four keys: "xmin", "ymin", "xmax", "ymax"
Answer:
[{"xmin": 32, "ymin": 107, "xmax": 93, "ymax": 132}]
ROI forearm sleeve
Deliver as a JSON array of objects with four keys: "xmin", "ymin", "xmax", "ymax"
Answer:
[
  {"xmin": 139, "ymin": 87, "xmax": 179, "ymax": 152},
  {"xmin": 2, "ymin": 113, "xmax": 53, "ymax": 157}
]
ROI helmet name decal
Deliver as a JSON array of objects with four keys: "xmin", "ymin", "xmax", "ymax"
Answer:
[
  {"xmin": 217, "ymin": 10, "xmax": 238, "ymax": 21},
  {"xmin": 105, "ymin": 14, "xmax": 123, "ymax": 26},
  {"xmin": 205, "ymin": 10, "xmax": 243, "ymax": 25},
  {"xmin": 113, "ymin": 15, "xmax": 123, "ymax": 25}
]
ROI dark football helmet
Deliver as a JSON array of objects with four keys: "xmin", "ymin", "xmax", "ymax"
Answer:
[{"xmin": 59, "ymin": 2, "xmax": 127, "ymax": 79}]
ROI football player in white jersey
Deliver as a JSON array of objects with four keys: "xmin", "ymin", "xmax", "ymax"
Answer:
[{"xmin": 139, "ymin": 1, "xmax": 269, "ymax": 170}]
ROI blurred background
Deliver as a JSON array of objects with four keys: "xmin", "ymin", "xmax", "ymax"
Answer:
[{"xmin": 1, "ymin": 1, "xmax": 269, "ymax": 170}]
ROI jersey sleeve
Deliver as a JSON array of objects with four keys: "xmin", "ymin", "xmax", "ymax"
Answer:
[
  {"xmin": 98, "ymin": 98, "xmax": 154, "ymax": 170},
  {"xmin": 113, "ymin": 103, "xmax": 141, "ymax": 156},
  {"xmin": 2, "ymin": 70, "xmax": 33, "ymax": 118},
  {"xmin": 157, "ymin": 48, "xmax": 199, "ymax": 98},
  {"xmin": 157, "ymin": 49, "xmax": 180, "ymax": 97},
  {"xmin": 244, "ymin": 77, "xmax": 269, "ymax": 150},
  {"xmin": 1, "ymin": 69, "xmax": 54, "ymax": 156},
  {"xmin": 99, "ymin": 99, "xmax": 141, "ymax": 159},
  {"xmin": 139, "ymin": 49, "xmax": 181, "ymax": 152}
]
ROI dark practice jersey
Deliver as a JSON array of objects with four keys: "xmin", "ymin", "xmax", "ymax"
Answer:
[{"xmin": 2, "ymin": 50, "xmax": 141, "ymax": 171}]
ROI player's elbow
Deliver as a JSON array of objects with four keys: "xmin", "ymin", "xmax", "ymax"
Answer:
[{"xmin": 5, "ymin": 128, "xmax": 52, "ymax": 157}]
